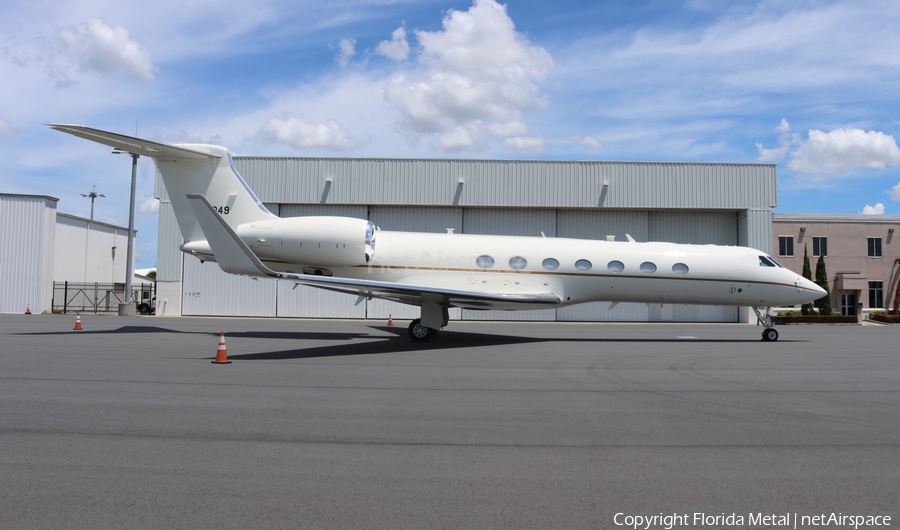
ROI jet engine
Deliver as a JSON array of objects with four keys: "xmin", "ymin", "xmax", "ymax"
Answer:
[{"xmin": 236, "ymin": 216, "xmax": 375, "ymax": 268}]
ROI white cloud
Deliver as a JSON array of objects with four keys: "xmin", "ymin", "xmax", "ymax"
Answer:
[
  {"xmin": 861, "ymin": 203, "xmax": 885, "ymax": 215},
  {"xmin": 789, "ymin": 128, "xmax": 900, "ymax": 174},
  {"xmin": 253, "ymin": 114, "xmax": 350, "ymax": 150},
  {"xmin": 755, "ymin": 118, "xmax": 797, "ymax": 163},
  {"xmin": 139, "ymin": 196, "xmax": 159, "ymax": 214},
  {"xmin": 503, "ymin": 136, "xmax": 546, "ymax": 152},
  {"xmin": 57, "ymin": 18, "xmax": 157, "ymax": 81},
  {"xmin": 568, "ymin": 134, "xmax": 603, "ymax": 149},
  {"xmin": 439, "ymin": 123, "xmax": 486, "ymax": 151},
  {"xmin": 376, "ymin": 27, "xmax": 410, "ymax": 62},
  {"xmin": 335, "ymin": 38, "xmax": 356, "ymax": 68},
  {"xmin": 488, "ymin": 120, "xmax": 528, "ymax": 137},
  {"xmin": 384, "ymin": 0, "xmax": 553, "ymax": 151},
  {"xmin": 757, "ymin": 120, "xmax": 900, "ymax": 175}
]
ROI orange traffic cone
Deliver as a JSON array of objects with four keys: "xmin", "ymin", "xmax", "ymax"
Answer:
[
  {"xmin": 25, "ymin": 305, "xmax": 31, "ymax": 315},
  {"xmin": 73, "ymin": 313, "xmax": 83, "ymax": 330},
  {"xmin": 212, "ymin": 331, "xmax": 231, "ymax": 364},
  {"xmin": 387, "ymin": 314, "xmax": 393, "ymax": 326}
]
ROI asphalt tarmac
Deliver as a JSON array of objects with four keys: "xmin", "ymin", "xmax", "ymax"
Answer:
[{"xmin": 1, "ymin": 314, "xmax": 898, "ymax": 529}]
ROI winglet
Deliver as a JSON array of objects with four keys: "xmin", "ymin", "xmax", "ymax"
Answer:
[{"xmin": 185, "ymin": 194, "xmax": 276, "ymax": 277}]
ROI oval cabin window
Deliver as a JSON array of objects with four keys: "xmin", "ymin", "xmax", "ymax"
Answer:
[
  {"xmin": 607, "ymin": 260, "xmax": 624, "ymax": 272},
  {"xmin": 542, "ymin": 258, "xmax": 559, "ymax": 270},
  {"xmin": 575, "ymin": 259, "xmax": 592, "ymax": 271},
  {"xmin": 509, "ymin": 256, "xmax": 528, "ymax": 269},
  {"xmin": 640, "ymin": 261, "xmax": 657, "ymax": 273},
  {"xmin": 672, "ymin": 263, "xmax": 689, "ymax": 275},
  {"xmin": 476, "ymin": 255, "xmax": 494, "ymax": 268}
]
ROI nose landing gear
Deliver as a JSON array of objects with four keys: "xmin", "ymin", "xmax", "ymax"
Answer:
[{"xmin": 753, "ymin": 306, "xmax": 779, "ymax": 342}]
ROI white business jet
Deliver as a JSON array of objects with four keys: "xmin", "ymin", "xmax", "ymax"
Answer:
[{"xmin": 50, "ymin": 124, "xmax": 825, "ymax": 342}]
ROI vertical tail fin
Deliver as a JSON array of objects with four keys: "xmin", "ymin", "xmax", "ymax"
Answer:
[{"xmin": 48, "ymin": 125, "xmax": 277, "ymax": 245}]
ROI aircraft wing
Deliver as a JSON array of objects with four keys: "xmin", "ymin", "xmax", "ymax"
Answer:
[
  {"xmin": 186, "ymin": 194, "xmax": 561, "ymax": 310},
  {"xmin": 48, "ymin": 124, "xmax": 217, "ymax": 160}
]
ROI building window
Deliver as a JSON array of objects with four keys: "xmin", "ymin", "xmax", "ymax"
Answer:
[
  {"xmin": 778, "ymin": 236, "xmax": 794, "ymax": 257},
  {"xmin": 812, "ymin": 236, "xmax": 827, "ymax": 257},
  {"xmin": 869, "ymin": 281, "xmax": 884, "ymax": 309},
  {"xmin": 868, "ymin": 237, "xmax": 883, "ymax": 258}
]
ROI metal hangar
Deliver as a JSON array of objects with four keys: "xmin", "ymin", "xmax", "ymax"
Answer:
[{"xmin": 154, "ymin": 157, "xmax": 777, "ymax": 323}]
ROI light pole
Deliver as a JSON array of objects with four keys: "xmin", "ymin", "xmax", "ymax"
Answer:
[
  {"xmin": 113, "ymin": 150, "xmax": 139, "ymax": 314},
  {"xmin": 80, "ymin": 183, "xmax": 105, "ymax": 220}
]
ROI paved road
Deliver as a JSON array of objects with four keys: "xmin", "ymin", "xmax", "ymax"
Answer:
[{"xmin": 1, "ymin": 315, "xmax": 898, "ymax": 529}]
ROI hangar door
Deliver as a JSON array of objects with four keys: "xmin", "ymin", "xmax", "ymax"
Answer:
[{"xmin": 556, "ymin": 210, "xmax": 739, "ymax": 323}]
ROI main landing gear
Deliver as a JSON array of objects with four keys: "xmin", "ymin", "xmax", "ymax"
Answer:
[
  {"xmin": 408, "ymin": 303, "xmax": 450, "ymax": 341},
  {"xmin": 408, "ymin": 319, "xmax": 438, "ymax": 341},
  {"xmin": 753, "ymin": 306, "xmax": 779, "ymax": 342}
]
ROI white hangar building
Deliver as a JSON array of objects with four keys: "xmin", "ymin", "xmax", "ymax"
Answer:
[
  {"xmin": 0, "ymin": 193, "xmax": 134, "ymax": 314},
  {"xmin": 154, "ymin": 158, "xmax": 777, "ymax": 323}
]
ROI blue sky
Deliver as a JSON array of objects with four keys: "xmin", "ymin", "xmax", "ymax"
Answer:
[{"xmin": 2, "ymin": 0, "xmax": 900, "ymax": 268}]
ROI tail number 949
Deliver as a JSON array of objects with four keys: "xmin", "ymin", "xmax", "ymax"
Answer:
[{"xmin": 214, "ymin": 206, "xmax": 230, "ymax": 215}]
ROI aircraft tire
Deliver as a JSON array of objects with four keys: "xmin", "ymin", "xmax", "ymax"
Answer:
[
  {"xmin": 762, "ymin": 328, "xmax": 779, "ymax": 342},
  {"xmin": 408, "ymin": 319, "xmax": 435, "ymax": 341}
]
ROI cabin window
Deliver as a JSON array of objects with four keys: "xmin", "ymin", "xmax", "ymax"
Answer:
[
  {"xmin": 672, "ymin": 263, "xmax": 689, "ymax": 275},
  {"xmin": 640, "ymin": 262, "xmax": 657, "ymax": 273},
  {"xmin": 542, "ymin": 258, "xmax": 559, "ymax": 270},
  {"xmin": 575, "ymin": 259, "xmax": 592, "ymax": 271},
  {"xmin": 476, "ymin": 255, "xmax": 494, "ymax": 268},
  {"xmin": 607, "ymin": 260, "xmax": 624, "ymax": 272},
  {"xmin": 509, "ymin": 256, "xmax": 527, "ymax": 269}
]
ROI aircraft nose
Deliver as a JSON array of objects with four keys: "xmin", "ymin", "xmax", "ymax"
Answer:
[{"xmin": 798, "ymin": 276, "xmax": 826, "ymax": 296}]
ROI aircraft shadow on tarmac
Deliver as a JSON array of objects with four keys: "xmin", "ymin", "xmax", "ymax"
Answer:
[
  {"xmin": 223, "ymin": 326, "xmax": 788, "ymax": 361},
  {"xmin": 16, "ymin": 325, "xmax": 795, "ymax": 360}
]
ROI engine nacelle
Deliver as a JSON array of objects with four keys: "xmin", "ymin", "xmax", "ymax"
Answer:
[{"xmin": 236, "ymin": 216, "xmax": 375, "ymax": 267}]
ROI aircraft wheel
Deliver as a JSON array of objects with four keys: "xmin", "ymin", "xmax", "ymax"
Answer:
[
  {"xmin": 408, "ymin": 319, "xmax": 435, "ymax": 341},
  {"xmin": 762, "ymin": 328, "xmax": 779, "ymax": 342}
]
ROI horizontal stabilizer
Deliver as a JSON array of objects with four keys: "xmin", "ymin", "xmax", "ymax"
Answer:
[{"xmin": 48, "ymin": 124, "xmax": 216, "ymax": 160}]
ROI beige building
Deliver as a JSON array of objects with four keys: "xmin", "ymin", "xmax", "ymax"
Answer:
[{"xmin": 773, "ymin": 214, "xmax": 900, "ymax": 315}]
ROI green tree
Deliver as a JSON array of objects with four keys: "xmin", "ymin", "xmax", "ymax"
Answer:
[
  {"xmin": 801, "ymin": 244, "xmax": 814, "ymax": 315},
  {"xmin": 814, "ymin": 253, "xmax": 832, "ymax": 314}
]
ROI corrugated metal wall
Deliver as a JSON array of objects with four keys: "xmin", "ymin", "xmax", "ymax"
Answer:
[
  {"xmin": 229, "ymin": 158, "xmax": 777, "ymax": 210},
  {"xmin": 182, "ymin": 258, "xmax": 277, "ymax": 317},
  {"xmin": 0, "ymin": 195, "xmax": 56, "ymax": 314},
  {"xmin": 53, "ymin": 215, "xmax": 129, "ymax": 284},
  {"xmin": 157, "ymin": 202, "xmax": 183, "ymax": 282}
]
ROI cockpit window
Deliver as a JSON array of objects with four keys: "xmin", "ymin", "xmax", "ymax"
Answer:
[
  {"xmin": 759, "ymin": 256, "xmax": 776, "ymax": 267},
  {"xmin": 768, "ymin": 256, "xmax": 785, "ymax": 268}
]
